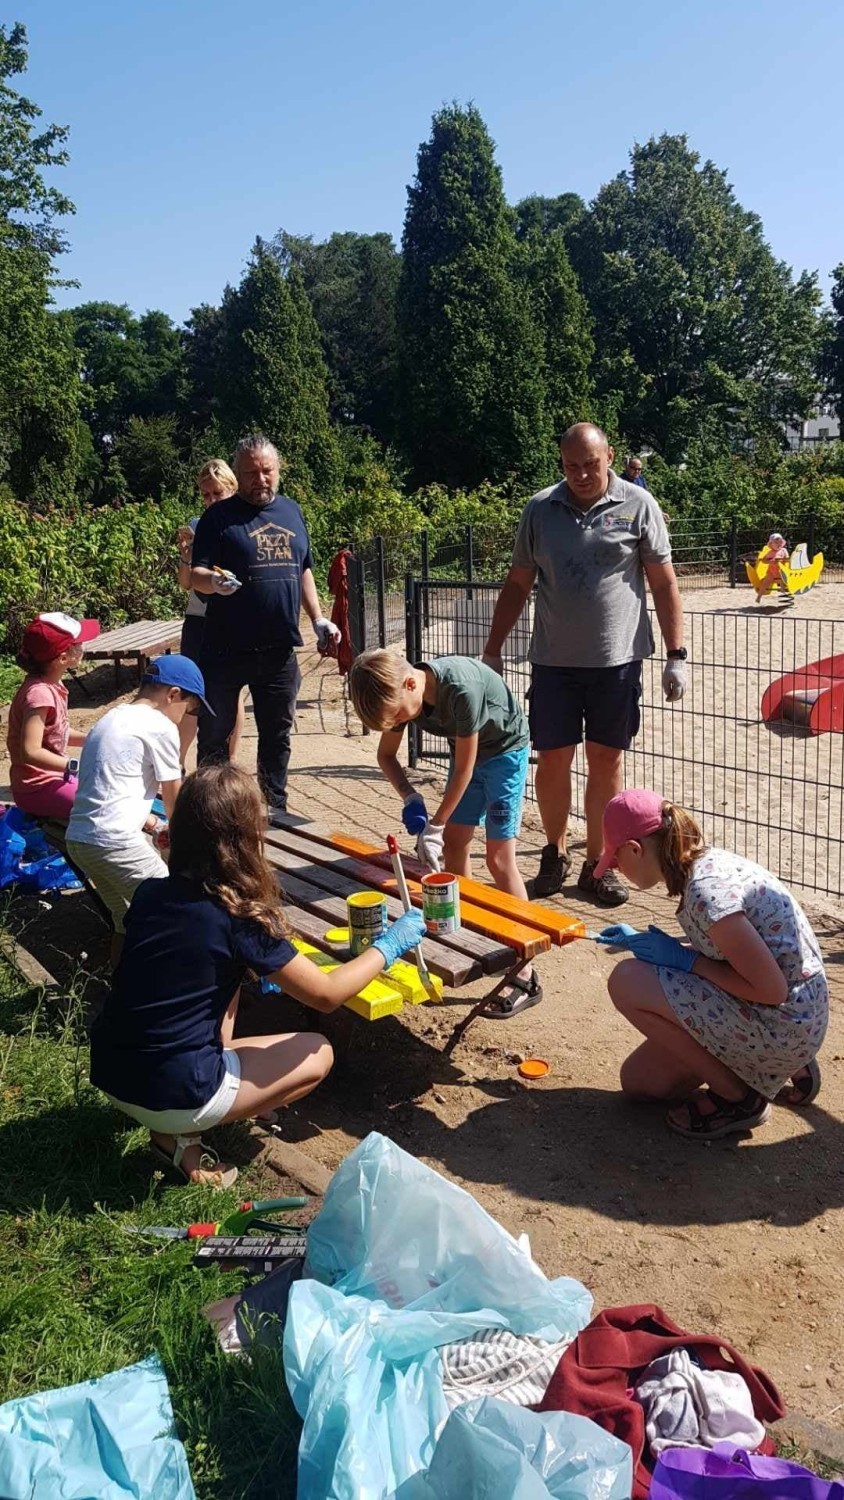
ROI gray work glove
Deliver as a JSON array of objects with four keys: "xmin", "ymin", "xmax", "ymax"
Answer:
[
  {"xmin": 663, "ymin": 658, "xmax": 687, "ymax": 702},
  {"xmin": 416, "ymin": 821, "xmax": 445, "ymax": 872},
  {"xmin": 481, "ymin": 651, "xmax": 504, "ymax": 676}
]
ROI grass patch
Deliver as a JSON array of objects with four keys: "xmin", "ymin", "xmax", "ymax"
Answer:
[{"xmin": 0, "ymin": 944, "xmax": 301, "ymax": 1499}]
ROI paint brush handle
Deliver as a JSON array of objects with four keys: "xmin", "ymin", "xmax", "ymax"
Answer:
[{"xmin": 386, "ymin": 834, "xmax": 432, "ymax": 982}]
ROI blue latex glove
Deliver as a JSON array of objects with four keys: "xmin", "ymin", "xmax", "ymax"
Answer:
[
  {"xmin": 596, "ymin": 922, "xmax": 642, "ymax": 946},
  {"xmin": 402, "ymin": 795, "xmax": 429, "ymax": 835},
  {"xmin": 609, "ymin": 923, "xmax": 697, "ymax": 971},
  {"xmin": 372, "ymin": 908, "xmax": 427, "ymax": 968}
]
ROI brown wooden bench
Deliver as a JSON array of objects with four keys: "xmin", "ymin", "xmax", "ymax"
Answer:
[{"xmin": 83, "ymin": 620, "xmax": 182, "ymax": 687}]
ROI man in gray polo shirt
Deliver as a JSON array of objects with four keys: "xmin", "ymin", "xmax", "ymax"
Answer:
[{"xmin": 483, "ymin": 422, "xmax": 685, "ymax": 906}]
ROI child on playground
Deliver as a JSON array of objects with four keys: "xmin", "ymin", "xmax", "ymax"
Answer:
[
  {"xmin": 349, "ymin": 647, "xmax": 540, "ymax": 1018},
  {"xmin": 755, "ymin": 532, "xmax": 793, "ymax": 605},
  {"xmin": 6, "ymin": 613, "xmax": 100, "ymax": 821},
  {"xmin": 594, "ymin": 789, "xmax": 828, "ymax": 1140},
  {"xmin": 89, "ymin": 762, "xmax": 425, "ymax": 1188},
  {"xmin": 176, "ymin": 458, "xmax": 244, "ymax": 770},
  {"xmin": 66, "ymin": 654, "xmax": 209, "ymax": 960}
]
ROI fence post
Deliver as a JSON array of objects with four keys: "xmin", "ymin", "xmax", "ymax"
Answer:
[
  {"xmin": 374, "ymin": 534, "xmax": 387, "ymax": 648},
  {"xmin": 729, "ymin": 516, "xmax": 738, "ymax": 588},
  {"xmin": 807, "ymin": 511, "xmax": 816, "ymax": 562},
  {"xmin": 421, "ymin": 528, "xmax": 430, "ymax": 628},
  {"xmin": 465, "ymin": 523, "xmax": 474, "ymax": 601},
  {"xmin": 404, "ymin": 572, "xmax": 419, "ymax": 767}
]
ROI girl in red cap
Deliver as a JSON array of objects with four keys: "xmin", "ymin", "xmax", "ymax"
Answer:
[
  {"xmin": 595, "ymin": 789, "xmax": 827, "ymax": 1139},
  {"xmin": 6, "ymin": 613, "xmax": 100, "ymax": 821}
]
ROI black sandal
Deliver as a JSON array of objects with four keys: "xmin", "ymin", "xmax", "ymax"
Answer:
[
  {"xmin": 666, "ymin": 1087, "xmax": 771, "ymax": 1140},
  {"xmin": 484, "ymin": 972, "xmax": 544, "ymax": 1021},
  {"xmin": 774, "ymin": 1059, "xmax": 821, "ymax": 1107}
]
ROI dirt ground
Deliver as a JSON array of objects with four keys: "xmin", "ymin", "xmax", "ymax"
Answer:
[{"xmin": 1, "ymin": 603, "xmax": 843, "ymax": 1429}]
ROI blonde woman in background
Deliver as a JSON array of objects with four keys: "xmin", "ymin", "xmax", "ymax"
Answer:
[{"xmin": 176, "ymin": 460, "xmax": 246, "ymax": 770}]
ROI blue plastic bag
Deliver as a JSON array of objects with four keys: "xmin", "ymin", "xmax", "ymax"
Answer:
[
  {"xmin": 394, "ymin": 1397, "xmax": 633, "ymax": 1499},
  {"xmin": 0, "ymin": 807, "xmax": 82, "ymax": 893},
  {"xmin": 284, "ymin": 1133, "xmax": 594, "ymax": 1500},
  {"xmin": 0, "ymin": 1354, "xmax": 196, "ymax": 1498}
]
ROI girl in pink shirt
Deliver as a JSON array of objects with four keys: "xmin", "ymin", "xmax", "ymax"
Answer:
[{"xmin": 7, "ymin": 612, "xmax": 100, "ymax": 821}]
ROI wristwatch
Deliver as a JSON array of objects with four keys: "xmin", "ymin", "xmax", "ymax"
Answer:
[{"xmin": 667, "ymin": 648, "xmax": 688, "ymax": 660}]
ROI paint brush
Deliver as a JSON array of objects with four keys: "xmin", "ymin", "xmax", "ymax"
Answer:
[{"xmin": 386, "ymin": 833, "xmax": 437, "ymax": 995}]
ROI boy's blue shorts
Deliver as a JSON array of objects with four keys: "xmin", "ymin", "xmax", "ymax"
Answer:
[{"xmin": 450, "ymin": 745, "xmax": 529, "ymax": 841}]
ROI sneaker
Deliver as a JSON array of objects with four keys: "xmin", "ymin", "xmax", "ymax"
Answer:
[
  {"xmin": 577, "ymin": 859, "xmax": 629, "ymax": 907},
  {"xmin": 533, "ymin": 843, "xmax": 573, "ymax": 897}
]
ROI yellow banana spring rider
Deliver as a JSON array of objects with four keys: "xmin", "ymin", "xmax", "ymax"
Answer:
[{"xmin": 746, "ymin": 533, "xmax": 824, "ymax": 605}]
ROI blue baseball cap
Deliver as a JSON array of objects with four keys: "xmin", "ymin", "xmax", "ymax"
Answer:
[{"xmin": 142, "ymin": 654, "xmax": 215, "ymax": 715}]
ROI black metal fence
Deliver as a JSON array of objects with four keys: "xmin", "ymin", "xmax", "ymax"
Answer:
[
  {"xmin": 400, "ymin": 578, "xmax": 844, "ymax": 898},
  {"xmin": 347, "ymin": 514, "xmax": 843, "ymax": 652}
]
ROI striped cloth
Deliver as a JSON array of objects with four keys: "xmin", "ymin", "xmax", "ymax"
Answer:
[{"xmin": 440, "ymin": 1326, "xmax": 573, "ymax": 1411}]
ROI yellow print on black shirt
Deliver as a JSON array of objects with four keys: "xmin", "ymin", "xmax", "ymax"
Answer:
[{"xmin": 251, "ymin": 521, "xmax": 297, "ymax": 567}]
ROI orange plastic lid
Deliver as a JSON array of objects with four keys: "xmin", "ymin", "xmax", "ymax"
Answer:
[{"xmin": 518, "ymin": 1058, "xmax": 550, "ymax": 1080}]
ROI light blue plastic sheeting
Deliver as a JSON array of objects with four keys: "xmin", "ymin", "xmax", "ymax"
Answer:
[
  {"xmin": 395, "ymin": 1397, "xmax": 633, "ymax": 1499},
  {"xmin": 0, "ymin": 1354, "xmax": 196, "ymax": 1499},
  {"xmin": 284, "ymin": 1132, "xmax": 594, "ymax": 1500}
]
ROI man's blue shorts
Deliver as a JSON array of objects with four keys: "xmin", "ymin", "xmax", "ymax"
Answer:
[
  {"xmin": 450, "ymin": 745, "xmax": 529, "ymax": 841},
  {"xmin": 528, "ymin": 662, "xmax": 642, "ymax": 751}
]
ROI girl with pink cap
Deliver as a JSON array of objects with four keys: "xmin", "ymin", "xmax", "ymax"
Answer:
[
  {"xmin": 6, "ymin": 613, "xmax": 100, "ymax": 821},
  {"xmin": 594, "ymin": 789, "xmax": 827, "ymax": 1139}
]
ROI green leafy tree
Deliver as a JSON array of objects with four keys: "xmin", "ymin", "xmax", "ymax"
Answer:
[
  {"xmin": 570, "ymin": 134, "xmax": 823, "ymax": 460},
  {"xmin": 0, "ymin": 23, "xmax": 80, "ymax": 502},
  {"xmin": 277, "ymin": 230, "xmax": 400, "ymax": 442},
  {"xmin": 216, "ymin": 238, "xmax": 341, "ymax": 498},
  {"xmin": 69, "ymin": 301, "xmax": 185, "ymax": 458},
  {"xmin": 181, "ymin": 301, "xmax": 224, "ymax": 436},
  {"xmin": 520, "ymin": 230, "xmax": 594, "ymax": 440},
  {"xmin": 514, "ymin": 193, "xmax": 585, "ymax": 242},
  {"xmin": 397, "ymin": 103, "xmax": 553, "ymax": 490},
  {"xmin": 822, "ymin": 264, "xmax": 844, "ymax": 425},
  {"xmin": 114, "ymin": 414, "xmax": 184, "ymax": 501}
]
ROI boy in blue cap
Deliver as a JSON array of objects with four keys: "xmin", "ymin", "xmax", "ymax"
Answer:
[{"xmin": 67, "ymin": 655, "xmax": 212, "ymax": 961}]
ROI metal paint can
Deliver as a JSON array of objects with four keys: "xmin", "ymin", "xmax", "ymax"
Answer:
[
  {"xmin": 421, "ymin": 872, "xmax": 461, "ymax": 934},
  {"xmin": 346, "ymin": 891, "xmax": 388, "ymax": 955}
]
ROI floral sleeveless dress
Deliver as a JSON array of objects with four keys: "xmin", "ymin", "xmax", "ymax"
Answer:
[{"xmin": 656, "ymin": 848, "xmax": 828, "ymax": 1098}]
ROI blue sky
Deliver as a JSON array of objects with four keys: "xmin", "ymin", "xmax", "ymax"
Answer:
[{"xmin": 19, "ymin": 0, "xmax": 844, "ymax": 325}]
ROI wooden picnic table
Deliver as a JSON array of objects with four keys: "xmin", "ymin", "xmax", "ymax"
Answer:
[
  {"xmin": 84, "ymin": 619, "xmax": 183, "ymax": 686},
  {"xmin": 263, "ymin": 817, "xmax": 587, "ymax": 1045}
]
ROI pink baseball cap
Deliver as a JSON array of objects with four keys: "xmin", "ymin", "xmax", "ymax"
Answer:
[
  {"xmin": 593, "ymin": 789, "xmax": 666, "ymax": 879},
  {"xmin": 22, "ymin": 612, "xmax": 100, "ymax": 664}
]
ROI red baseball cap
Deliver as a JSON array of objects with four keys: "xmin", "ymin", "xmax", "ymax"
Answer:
[
  {"xmin": 593, "ymin": 789, "xmax": 666, "ymax": 879},
  {"xmin": 21, "ymin": 612, "xmax": 100, "ymax": 664}
]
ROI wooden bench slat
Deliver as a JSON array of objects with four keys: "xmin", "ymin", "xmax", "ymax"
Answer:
[
  {"xmin": 329, "ymin": 834, "xmax": 586, "ymax": 946},
  {"xmin": 265, "ymin": 829, "xmax": 549, "ymax": 960},
  {"xmin": 270, "ymin": 865, "xmax": 480, "ymax": 986}
]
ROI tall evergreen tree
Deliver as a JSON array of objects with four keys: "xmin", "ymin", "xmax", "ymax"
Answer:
[
  {"xmin": 397, "ymin": 103, "xmax": 553, "ymax": 490},
  {"xmin": 520, "ymin": 230, "xmax": 595, "ymax": 440},
  {"xmin": 277, "ymin": 230, "xmax": 400, "ymax": 442},
  {"xmin": 569, "ymin": 134, "xmax": 822, "ymax": 460},
  {"xmin": 216, "ymin": 239, "xmax": 340, "ymax": 498},
  {"xmin": 0, "ymin": 23, "xmax": 80, "ymax": 502},
  {"xmin": 823, "ymin": 264, "xmax": 844, "ymax": 426}
]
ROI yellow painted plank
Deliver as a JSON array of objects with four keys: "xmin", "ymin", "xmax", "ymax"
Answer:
[
  {"xmin": 292, "ymin": 939, "xmax": 405, "ymax": 1021},
  {"xmin": 383, "ymin": 957, "xmax": 444, "ymax": 1005}
]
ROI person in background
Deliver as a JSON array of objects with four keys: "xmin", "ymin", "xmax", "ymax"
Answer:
[
  {"xmin": 483, "ymin": 423, "xmax": 686, "ymax": 908},
  {"xmin": 6, "ymin": 613, "xmax": 100, "ymax": 821},
  {"xmin": 66, "ymin": 655, "xmax": 210, "ymax": 963},
  {"xmin": 188, "ymin": 434, "xmax": 341, "ymax": 823},
  {"xmin": 89, "ymin": 763, "xmax": 426, "ymax": 1188},
  {"xmin": 623, "ymin": 455, "xmax": 648, "ymax": 489},
  {"xmin": 176, "ymin": 459, "xmax": 246, "ymax": 771},
  {"xmin": 595, "ymin": 789, "xmax": 827, "ymax": 1139}
]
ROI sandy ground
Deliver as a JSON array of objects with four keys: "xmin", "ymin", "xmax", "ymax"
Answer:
[{"xmin": 2, "ymin": 616, "xmax": 843, "ymax": 1428}]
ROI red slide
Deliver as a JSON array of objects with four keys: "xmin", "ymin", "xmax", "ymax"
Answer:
[{"xmin": 761, "ymin": 654, "xmax": 844, "ymax": 734}]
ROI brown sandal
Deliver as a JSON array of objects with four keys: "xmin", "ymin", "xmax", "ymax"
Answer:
[{"xmin": 666, "ymin": 1088, "xmax": 770, "ymax": 1140}]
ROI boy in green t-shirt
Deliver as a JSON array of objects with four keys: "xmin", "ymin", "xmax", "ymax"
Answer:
[{"xmin": 348, "ymin": 648, "xmax": 541, "ymax": 1017}]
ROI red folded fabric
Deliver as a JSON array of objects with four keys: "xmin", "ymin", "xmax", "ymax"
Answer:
[
  {"xmin": 327, "ymin": 548, "xmax": 354, "ymax": 676},
  {"xmin": 536, "ymin": 1304, "xmax": 784, "ymax": 1498}
]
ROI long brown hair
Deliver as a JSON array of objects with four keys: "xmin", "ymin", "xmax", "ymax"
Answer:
[
  {"xmin": 652, "ymin": 801, "xmax": 707, "ymax": 899},
  {"xmin": 168, "ymin": 763, "xmax": 289, "ymax": 938}
]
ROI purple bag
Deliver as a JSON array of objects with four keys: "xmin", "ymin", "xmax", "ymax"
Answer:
[{"xmin": 651, "ymin": 1443, "xmax": 844, "ymax": 1499}]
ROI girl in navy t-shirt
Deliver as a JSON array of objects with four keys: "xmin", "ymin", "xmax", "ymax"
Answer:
[{"xmin": 90, "ymin": 762, "xmax": 425, "ymax": 1188}]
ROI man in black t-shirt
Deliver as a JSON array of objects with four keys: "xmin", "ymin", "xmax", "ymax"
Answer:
[{"xmin": 189, "ymin": 433, "xmax": 340, "ymax": 817}]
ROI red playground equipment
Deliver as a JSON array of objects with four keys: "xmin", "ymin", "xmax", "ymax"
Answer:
[{"xmin": 762, "ymin": 655, "xmax": 844, "ymax": 734}]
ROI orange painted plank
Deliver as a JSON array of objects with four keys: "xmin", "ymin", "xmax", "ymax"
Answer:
[
  {"xmin": 329, "ymin": 833, "xmax": 586, "ymax": 946},
  {"xmin": 266, "ymin": 829, "xmax": 549, "ymax": 959}
]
